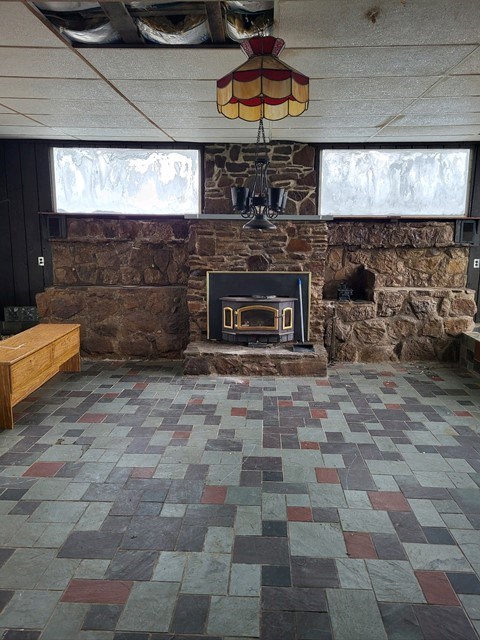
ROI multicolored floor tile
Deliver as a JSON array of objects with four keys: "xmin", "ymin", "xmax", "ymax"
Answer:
[{"xmin": 0, "ymin": 360, "xmax": 479, "ymax": 639}]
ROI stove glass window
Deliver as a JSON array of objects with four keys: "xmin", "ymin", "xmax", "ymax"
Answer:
[{"xmin": 238, "ymin": 306, "xmax": 277, "ymax": 330}]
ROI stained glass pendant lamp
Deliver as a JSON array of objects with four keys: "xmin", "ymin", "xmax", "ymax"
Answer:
[
  {"xmin": 217, "ymin": 35, "xmax": 309, "ymax": 230},
  {"xmin": 216, "ymin": 35, "xmax": 309, "ymax": 122}
]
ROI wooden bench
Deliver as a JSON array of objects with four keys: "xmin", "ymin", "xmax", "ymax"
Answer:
[{"xmin": 0, "ymin": 324, "xmax": 80, "ymax": 430}]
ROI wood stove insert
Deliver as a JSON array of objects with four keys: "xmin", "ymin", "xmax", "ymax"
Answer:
[{"xmin": 221, "ymin": 295, "xmax": 295, "ymax": 344}]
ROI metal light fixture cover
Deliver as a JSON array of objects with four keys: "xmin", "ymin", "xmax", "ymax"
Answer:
[
  {"xmin": 217, "ymin": 35, "xmax": 309, "ymax": 121},
  {"xmin": 231, "ymin": 119, "xmax": 286, "ymax": 230}
]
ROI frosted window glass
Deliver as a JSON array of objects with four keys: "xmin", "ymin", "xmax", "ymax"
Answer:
[
  {"xmin": 52, "ymin": 147, "xmax": 200, "ymax": 215},
  {"xmin": 320, "ymin": 149, "xmax": 470, "ymax": 217}
]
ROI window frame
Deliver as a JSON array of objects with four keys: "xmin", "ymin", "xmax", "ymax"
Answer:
[
  {"xmin": 49, "ymin": 141, "xmax": 204, "ymax": 218},
  {"xmin": 316, "ymin": 142, "xmax": 477, "ymax": 220}
]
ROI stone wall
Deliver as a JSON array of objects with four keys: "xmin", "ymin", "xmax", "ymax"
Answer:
[
  {"xmin": 36, "ymin": 218, "xmax": 190, "ymax": 359},
  {"xmin": 204, "ymin": 142, "xmax": 316, "ymax": 215},
  {"xmin": 323, "ymin": 221, "xmax": 476, "ymax": 362}
]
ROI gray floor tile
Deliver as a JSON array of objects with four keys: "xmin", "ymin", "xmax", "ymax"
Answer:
[
  {"xmin": 117, "ymin": 581, "xmax": 178, "ymax": 632},
  {"xmin": 207, "ymin": 595, "xmax": 260, "ymax": 637},
  {"xmin": 327, "ymin": 589, "xmax": 387, "ymax": 640},
  {"xmin": 366, "ymin": 560, "xmax": 425, "ymax": 603}
]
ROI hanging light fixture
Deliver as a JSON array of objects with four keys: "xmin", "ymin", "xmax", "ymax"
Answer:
[
  {"xmin": 217, "ymin": 34, "xmax": 309, "ymax": 229},
  {"xmin": 216, "ymin": 35, "xmax": 309, "ymax": 122},
  {"xmin": 231, "ymin": 118, "xmax": 286, "ymax": 230}
]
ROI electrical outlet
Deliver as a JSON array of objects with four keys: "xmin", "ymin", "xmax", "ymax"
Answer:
[
  {"xmin": 38, "ymin": 256, "xmax": 44, "ymax": 267},
  {"xmin": 474, "ymin": 259, "xmax": 480, "ymax": 269}
]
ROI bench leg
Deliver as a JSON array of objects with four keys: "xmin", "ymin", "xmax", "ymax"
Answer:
[
  {"xmin": 0, "ymin": 373, "xmax": 13, "ymax": 429},
  {"xmin": 60, "ymin": 353, "xmax": 81, "ymax": 372}
]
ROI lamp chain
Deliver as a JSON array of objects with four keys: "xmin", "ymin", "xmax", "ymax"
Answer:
[{"xmin": 255, "ymin": 118, "xmax": 268, "ymax": 164}]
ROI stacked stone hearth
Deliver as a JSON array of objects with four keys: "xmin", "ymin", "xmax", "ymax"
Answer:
[{"xmin": 36, "ymin": 141, "xmax": 477, "ymax": 368}]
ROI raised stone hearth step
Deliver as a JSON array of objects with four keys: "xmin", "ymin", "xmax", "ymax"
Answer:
[{"xmin": 183, "ymin": 341, "xmax": 328, "ymax": 377}]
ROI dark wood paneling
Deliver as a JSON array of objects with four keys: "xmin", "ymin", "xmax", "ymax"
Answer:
[
  {"xmin": 4, "ymin": 141, "xmax": 30, "ymax": 306},
  {"xmin": 35, "ymin": 143, "xmax": 54, "ymax": 288},
  {"xmin": 0, "ymin": 144, "xmax": 15, "ymax": 312},
  {"xmin": 21, "ymin": 142, "xmax": 44, "ymax": 305}
]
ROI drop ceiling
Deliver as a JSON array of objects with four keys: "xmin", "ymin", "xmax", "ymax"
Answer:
[{"xmin": 0, "ymin": 0, "xmax": 479, "ymax": 143}]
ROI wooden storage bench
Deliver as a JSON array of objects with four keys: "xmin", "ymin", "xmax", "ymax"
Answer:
[{"xmin": 0, "ymin": 324, "xmax": 80, "ymax": 430}]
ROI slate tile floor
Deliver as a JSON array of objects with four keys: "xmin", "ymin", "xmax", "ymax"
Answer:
[{"xmin": 0, "ymin": 362, "xmax": 479, "ymax": 639}]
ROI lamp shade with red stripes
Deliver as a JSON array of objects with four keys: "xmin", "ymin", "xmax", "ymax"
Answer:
[{"xmin": 217, "ymin": 36, "xmax": 309, "ymax": 121}]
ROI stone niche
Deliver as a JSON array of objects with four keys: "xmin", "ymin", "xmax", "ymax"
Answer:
[{"xmin": 323, "ymin": 221, "xmax": 477, "ymax": 363}]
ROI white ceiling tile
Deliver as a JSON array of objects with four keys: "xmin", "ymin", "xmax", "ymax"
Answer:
[
  {"xmin": 81, "ymin": 48, "xmax": 244, "ymax": 80},
  {"xmin": 0, "ymin": 78, "xmax": 122, "ymax": 100},
  {"xmin": 374, "ymin": 135, "xmax": 478, "ymax": 142},
  {"xmin": 0, "ymin": 113, "xmax": 43, "ymax": 126},
  {"xmin": 112, "ymin": 79, "xmax": 214, "ymax": 102},
  {"xmin": 271, "ymin": 127, "xmax": 378, "ymax": 138},
  {"xmin": 405, "ymin": 97, "xmax": 480, "ymax": 114},
  {"xmin": 34, "ymin": 114, "xmax": 152, "ymax": 128},
  {"xmin": 0, "ymin": 104, "xmax": 15, "ymax": 114},
  {"xmin": 0, "ymin": 125, "xmax": 68, "ymax": 137},
  {"xmin": 0, "ymin": 98, "xmax": 142, "ymax": 116},
  {"xmin": 0, "ymin": 47, "xmax": 96, "ymax": 79},
  {"xmin": 270, "ymin": 115, "xmax": 386, "ymax": 128},
  {"xmin": 135, "ymin": 101, "xmax": 218, "ymax": 118},
  {"xmin": 304, "ymin": 99, "xmax": 413, "ymax": 116},
  {"xmin": 164, "ymin": 130, "xmax": 260, "ymax": 142},
  {"xmin": 394, "ymin": 113, "xmax": 480, "ymax": 127},
  {"xmin": 284, "ymin": 46, "xmax": 476, "ymax": 79},
  {"xmin": 56, "ymin": 127, "xmax": 172, "ymax": 140},
  {"xmin": 451, "ymin": 46, "xmax": 480, "ymax": 75},
  {"xmin": 279, "ymin": 0, "xmax": 480, "ymax": 47},
  {"xmin": 0, "ymin": 2, "xmax": 66, "ymax": 47},
  {"xmin": 425, "ymin": 76, "xmax": 480, "ymax": 97},
  {"xmin": 149, "ymin": 117, "xmax": 260, "ymax": 130},
  {"xmin": 309, "ymin": 77, "xmax": 439, "ymax": 101},
  {"xmin": 377, "ymin": 125, "xmax": 480, "ymax": 136}
]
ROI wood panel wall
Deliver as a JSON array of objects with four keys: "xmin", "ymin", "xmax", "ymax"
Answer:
[{"xmin": 0, "ymin": 141, "xmax": 53, "ymax": 319}]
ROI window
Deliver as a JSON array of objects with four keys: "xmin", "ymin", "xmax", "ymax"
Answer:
[
  {"xmin": 319, "ymin": 148, "xmax": 471, "ymax": 217},
  {"xmin": 52, "ymin": 147, "xmax": 200, "ymax": 215}
]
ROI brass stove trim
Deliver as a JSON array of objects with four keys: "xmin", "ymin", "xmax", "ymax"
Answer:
[
  {"xmin": 282, "ymin": 307, "xmax": 293, "ymax": 330},
  {"xmin": 235, "ymin": 305, "xmax": 279, "ymax": 331},
  {"xmin": 223, "ymin": 306, "xmax": 234, "ymax": 329}
]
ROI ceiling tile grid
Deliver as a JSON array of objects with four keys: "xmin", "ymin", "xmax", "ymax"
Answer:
[{"xmin": 0, "ymin": 0, "xmax": 476, "ymax": 142}]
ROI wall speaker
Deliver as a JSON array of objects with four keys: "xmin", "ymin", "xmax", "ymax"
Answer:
[
  {"xmin": 455, "ymin": 219, "xmax": 479, "ymax": 246},
  {"xmin": 42, "ymin": 214, "xmax": 66, "ymax": 239}
]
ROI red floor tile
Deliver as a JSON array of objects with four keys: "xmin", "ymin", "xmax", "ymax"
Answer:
[
  {"xmin": 102, "ymin": 393, "xmax": 118, "ymax": 400},
  {"xmin": 287, "ymin": 507, "xmax": 313, "ymax": 522},
  {"xmin": 61, "ymin": 579, "xmax": 132, "ymax": 604},
  {"xmin": 385, "ymin": 404, "xmax": 402, "ymax": 410},
  {"xmin": 455, "ymin": 410, "xmax": 472, "ymax": 417},
  {"xmin": 279, "ymin": 400, "xmax": 293, "ymax": 407},
  {"xmin": 23, "ymin": 462, "xmax": 65, "ymax": 477},
  {"xmin": 344, "ymin": 532, "xmax": 377, "ymax": 559},
  {"xmin": 368, "ymin": 491, "xmax": 411, "ymax": 511},
  {"xmin": 311, "ymin": 409, "xmax": 327, "ymax": 419},
  {"xmin": 231, "ymin": 407, "xmax": 247, "ymax": 417},
  {"xmin": 130, "ymin": 467, "xmax": 155, "ymax": 478},
  {"xmin": 201, "ymin": 486, "xmax": 227, "ymax": 504},
  {"xmin": 384, "ymin": 381, "xmax": 397, "ymax": 388},
  {"xmin": 301, "ymin": 441, "xmax": 320, "ymax": 450},
  {"xmin": 315, "ymin": 468, "xmax": 340, "ymax": 484},
  {"xmin": 133, "ymin": 382, "xmax": 147, "ymax": 390},
  {"xmin": 78, "ymin": 413, "xmax": 107, "ymax": 423},
  {"xmin": 173, "ymin": 431, "xmax": 191, "ymax": 439},
  {"xmin": 416, "ymin": 571, "xmax": 460, "ymax": 605},
  {"xmin": 316, "ymin": 380, "xmax": 330, "ymax": 386},
  {"xmin": 188, "ymin": 397, "xmax": 204, "ymax": 405}
]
